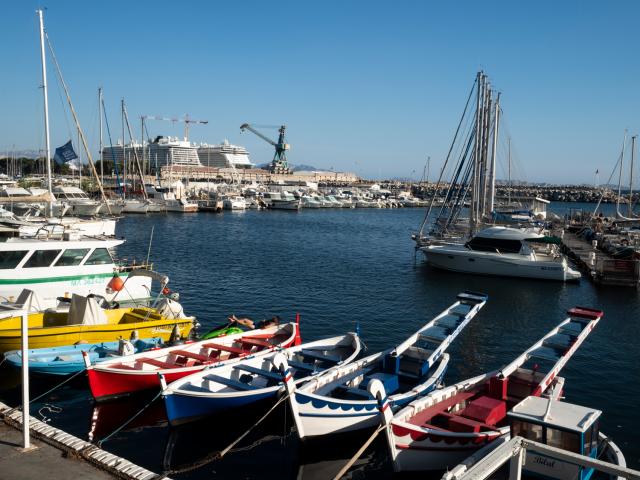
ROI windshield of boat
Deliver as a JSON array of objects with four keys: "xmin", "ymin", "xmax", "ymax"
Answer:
[{"xmin": 466, "ymin": 236, "xmax": 523, "ymax": 254}]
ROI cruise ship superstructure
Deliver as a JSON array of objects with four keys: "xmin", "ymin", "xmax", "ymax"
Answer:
[
  {"xmin": 197, "ymin": 140, "xmax": 254, "ymax": 169},
  {"xmin": 102, "ymin": 136, "xmax": 201, "ymax": 170}
]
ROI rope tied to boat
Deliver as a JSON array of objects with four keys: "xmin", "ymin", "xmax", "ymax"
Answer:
[
  {"xmin": 96, "ymin": 389, "xmax": 163, "ymax": 448},
  {"xmin": 2, "ymin": 367, "xmax": 86, "ymax": 417},
  {"xmin": 160, "ymin": 392, "xmax": 292, "ymax": 476},
  {"xmin": 332, "ymin": 424, "xmax": 386, "ymax": 480}
]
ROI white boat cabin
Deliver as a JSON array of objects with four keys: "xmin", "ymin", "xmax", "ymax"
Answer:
[{"xmin": 508, "ymin": 396, "xmax": 601, "ymax": 480}]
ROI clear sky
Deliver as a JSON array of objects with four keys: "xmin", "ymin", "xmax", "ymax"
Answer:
[{"xmin": 1, "ymin": 0, "xmax": 639, "ymax": 184}]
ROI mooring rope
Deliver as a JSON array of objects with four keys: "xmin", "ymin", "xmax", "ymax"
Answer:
[
  {"xmin": 161, "ymin": 394, "xmax": 291, "ymax": 475},
  {"xmin": 332, "ymin": 424, "xmax": 385, "ymax": 480},
  {"xmin": 3, "ymin": 368, "xmax": 87, "ymax": 417},
  {"xmin": 97, "ymin": 390, "xmax": 163, "ymax": 447}
]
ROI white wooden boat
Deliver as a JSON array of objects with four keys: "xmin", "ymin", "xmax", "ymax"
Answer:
[
  {"xmin": 162, "ymin": 332, "xmax": 361, "ymax": 425},
  {"xmin": 277, "ymin": 292, "xmax": 488, "ymax": 439},
  {"xmin": 374, "ymin": 306, "xmax": 603, "ymax": 473}
]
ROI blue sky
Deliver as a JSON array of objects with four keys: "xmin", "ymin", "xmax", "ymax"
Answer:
[{"xmin": 1, "ymin": 1, "xmax": 639, "ymax": 183}]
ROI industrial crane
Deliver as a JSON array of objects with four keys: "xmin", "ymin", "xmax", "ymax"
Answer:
[
  {"xmin": 142, "ymin": 114, "xmax": 208, "ymax": 141},
  {"xmin": 240, "ymin": 123, "xmax": 291, "ymax": 174}
]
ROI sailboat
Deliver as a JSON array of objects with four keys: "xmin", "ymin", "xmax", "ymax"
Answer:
[{"xmin": 414, "ymin": 72, "xmax": 580, "ymax": 282}]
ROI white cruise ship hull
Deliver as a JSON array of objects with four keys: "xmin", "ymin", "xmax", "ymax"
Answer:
[{"xmin": 422, "ymin": 245, "xmax": 581, "ymax": 282}]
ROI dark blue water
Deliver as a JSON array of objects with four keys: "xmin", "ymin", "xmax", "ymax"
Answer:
[{"xmin": 1, "ymin": 203, "xmax": 638, "ymax": 478}]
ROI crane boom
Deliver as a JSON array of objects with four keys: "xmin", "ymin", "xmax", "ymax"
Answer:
[
  {"xmin": 142, "ymin": 114, "xmax": 208, "ymax": 141},
  {"xmin": 240, "ymin": 123, "xmax": 277, "ymax": 146}
]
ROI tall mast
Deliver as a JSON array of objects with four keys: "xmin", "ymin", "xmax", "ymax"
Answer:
[
  {"xmin": 630, "ymin": 135, "xmax": 636, "ymax": 217},
  {"xmin": 507, "ymin": 136, "xmax": 512, "ymax": 205},
  {"xmin": 37, "ymin": 10, "xmax": 52, "ymax": 200},
  {"xmin": 121, "ymin": 99, "xmax": 126, "ymax": 200},
  {"xmin": 99, "ymin": 87, "xmax": 103, "ymax": 185},
  {"xmin": 471, "ymin": 71, "xmax": 483, "ymax": 232},
  {"xmin": 487, "ymin": 92, "xmax": 500, "ymax": 215},
  {"xmin": 616, "ymin": 130, "xmax": 627, "ymax": 217}
]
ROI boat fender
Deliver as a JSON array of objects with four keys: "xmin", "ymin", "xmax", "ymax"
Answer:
[{"xmin": 107, "ymin": 274, "xmax": 125, "ymax": 293}]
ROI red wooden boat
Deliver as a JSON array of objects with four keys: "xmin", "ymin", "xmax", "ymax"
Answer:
[
  {"xmin": 86, "ymin": 320, "xmax": 300, "ymax": 401},
  {"xmin": 373, "ymin": 306, "xmax": 603, "ymax": 472}
]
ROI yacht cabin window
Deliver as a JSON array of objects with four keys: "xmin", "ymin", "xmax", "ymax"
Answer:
[
  {"xmin": 84, "ymin": 248, "xmax": 113, "ymax": 265},
  {"xmin": 54, "ymin": 249, "xmax": 90, "ymax": 267},
  {"xmin": 0, "ymin": 251, "xmax": 29, "ymax": 269},
  {"xmin": 546, "ymin": 427, "xmax": 581, "ymax": 453},
  {"xmin": 23, "ymin": 250, "xmax": 62, "ymax": 268},
  {"xmin": 511, "ymin": 420, "xmax": 543, "ymax": 442}
]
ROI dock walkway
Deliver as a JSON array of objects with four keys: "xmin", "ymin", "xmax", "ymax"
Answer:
[
  {"xmin": 559, "ymin": 229, "xmax": 640, "ymax": 287},
  {"xmin": 0, "ymin": 401, "xmax": 170, "ymax": 480}
]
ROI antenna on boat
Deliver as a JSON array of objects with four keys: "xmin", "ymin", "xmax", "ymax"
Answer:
[{"xmin": 146, "ymin": 226, "xmax": 154, "ymax": 267}]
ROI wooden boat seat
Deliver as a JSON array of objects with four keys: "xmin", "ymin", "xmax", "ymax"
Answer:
[
  {"xmin": 202, "ymin": 343, "xmax": 246, "ymax": 355},
  {"xmin": 445, "ymin": 412, "xmax": 496, "ymax": 433},
  {"xmin": 344, "ymin": 387, "xmax": 372, "ymax": 399},
  {"xmin": 407, "ymin": 391, "xmax": 477, "ymax": 426},
  {"xmin": 459, "ymin": 396, "xmax": 506, "ymax": 425},
  {"xmin": 203, "ymin": 373, "xmax": 257, "ymax": 391},
  {"xmin": 287, "ymin": 360, "xmax": 316, "ymax": 372},
  {"xmin": 137, "ymin": 357, "xmax": 176, "ymax": 369},
  {"xmin": 239, "ymin": 338, "xmax": 274, "ymax": 349},
  {"xmin": 233, "ymin": 364, "xmax": 282, "ymax": 381},
  {"xmin": 171, "ymin": 349, "xmax": 210, "ymax": 363},
  {"xmin": 300, "ymin": 349, "xmax": 341, "ymax": 363}
]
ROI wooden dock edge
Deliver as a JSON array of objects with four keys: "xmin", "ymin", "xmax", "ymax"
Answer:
[{"xmin": 0, "ymin": 401, "xmax": 170, "ymax": 480}]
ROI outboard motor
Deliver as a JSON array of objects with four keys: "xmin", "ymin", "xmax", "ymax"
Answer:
[
  {"xmin": 168, "ymin": 324, "xmax": 183, "ymax": 345},
  {"xmin": 118, "ymin": 338, "xmax": 135, "ymax": 356}
]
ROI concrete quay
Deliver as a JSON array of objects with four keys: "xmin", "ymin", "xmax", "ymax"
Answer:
[{"xmin": 0, "ymin": 401, "xmax": 170, "ymax": 480}]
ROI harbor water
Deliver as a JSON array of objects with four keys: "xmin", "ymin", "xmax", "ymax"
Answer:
[{"xmin": 0, "ymin": 203, "xmax": 638, "ymax": 478}]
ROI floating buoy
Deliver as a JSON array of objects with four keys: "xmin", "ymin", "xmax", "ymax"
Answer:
[
  {"xmin": 107, "ymin": 274, "xmax": 125, "ymax": 292},
  {"xmin": 162, "ymin": 287, "xmax": 171, "ymax": 295}
]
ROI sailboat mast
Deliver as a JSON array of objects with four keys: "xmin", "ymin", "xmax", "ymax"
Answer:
[
  {"xmin": 99, "ymin": 87, "xmax": 103, "ymax": 185},
  {"xmin": 617, "ymin": 131, "xmax": 627, "ymax": 217},
  {"xmin": 630, "ymin": 135, "xmax": 636, "ymax": 217},
  {"xmin": 507, "ymin": 136, "xmax": 512, "ymax": 205},
  {"xmin": 37, "ymin": 9, "xmax": 52, "ymax": 199},
  {"xmin": 488, "ymin": 92, "xmax": 500, "ymax": 215}
]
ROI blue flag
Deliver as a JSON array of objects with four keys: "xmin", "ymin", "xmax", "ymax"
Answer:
[{"xmin": 53, "ymin": 140, "xmax": 78, "ymax": 165}]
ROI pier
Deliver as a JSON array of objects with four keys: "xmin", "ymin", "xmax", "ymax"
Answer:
[
  {"xmin": 0, "ymin": 401, "xmax": 170, "ymax": 480},
  {"xmin": 559, "ymin": 229, "xmax": 640, "ymax": 287}
]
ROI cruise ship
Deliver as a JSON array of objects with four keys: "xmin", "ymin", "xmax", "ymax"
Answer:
[
  {"xmin": 102, "ymin": 136, "xmax": 201, "ymax": 171},
  {"xmin": 197, "ymin": 140, "xmax": 254, "ymax": 169}
]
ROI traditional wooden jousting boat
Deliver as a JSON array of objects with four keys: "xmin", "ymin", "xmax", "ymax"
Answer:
[
  {"xmin": 3, "ymin": 337, "xmax": 164, "ymax": 375},
  {"xmin": 87, "ymin": 320, "xmax": 300, "ymax": 401},
  {"xmin": 275, "ymin": 292, "xmax": 488, "ymax": 440},
  {"xmin": 372, "ymin": 306, "xmax": 603, "ymax": 473},
  {"xmin": 0, "ymin": 291, "xmax": 194, "ymax": 353},
  {"xmin": 161, "ymin": 332, "xmax": 361, "ymax": 425}
]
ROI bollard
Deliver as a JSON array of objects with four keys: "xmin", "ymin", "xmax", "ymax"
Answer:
[{"xmin": 20, "ymin": 310, "xmax": 30, "ymax": 449}]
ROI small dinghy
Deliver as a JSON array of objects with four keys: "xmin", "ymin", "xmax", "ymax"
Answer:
[
  {"xmin": 161, "ymin": 332, "xmax": 361, "ymax": 425},
  {"xmin": 374, "ymin": 306, "xmax": 603, "ymax": 473},
  {"xmin": 87, "ymin": 320, "xmax": 300, "ymax": 401},
  {"xmin": 276, "ymin": 291, "xmax": 488, "ymax": 440},
  {"xmin": 3, "ymin": 337, "xmax": 163, "ymax": 375}
]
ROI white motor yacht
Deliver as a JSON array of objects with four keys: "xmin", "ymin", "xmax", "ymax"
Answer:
[
  {"xmin": 222, "ymin": 196, "xmax": 247, "ymax": 210},
  {"xmin": 122, "ymin": 199, "xmax": 149, "ymax": 214},
  {"xmin": 52, "ymin": 186, "xmax": 103, "ymax": 217},
  {"xmin": 301, "ymin": 195, "xmax": 322, "ymax": 208},
  {"xmin": 421, "ymin": 226, "xmax": 581, "ymax": 282},
  {"xmin": 263, "ymin": 192, "xmax": 300, "ymax": 210}
]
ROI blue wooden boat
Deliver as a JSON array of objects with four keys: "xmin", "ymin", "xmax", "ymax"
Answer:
[
  {"xmin": 161, "ymin": 332, "xmax": 361, "ymax": 425},
  {"xmin": 3, "ymin": 338, "xmax": 164, "ymax": 375},
  {"xmin": 275, "ymin": 291, "xmax": 488, "ymax": 439}
]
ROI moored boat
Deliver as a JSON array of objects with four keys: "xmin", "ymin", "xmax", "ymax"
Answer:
[
  {"xmin": 375, "ymin": 306, "xmax": 603, "ymax": 473},
  {"xmin": 3, "ymin": 337, "xmax": 164, "ymax": 375},
  {"xmin": 161, "ymin": 331, "xmax": 361, "ymax": 425},
  {"xmin": 87, "ymin": 320, "xmax": 300, "ymax": 401},
  {"xmin": 0, "ymin": 289, "xmax": 194, "ymax": 353},
  {"xmin": 276, "ymin": 291, "xmax": 488, "ymax": 439}
]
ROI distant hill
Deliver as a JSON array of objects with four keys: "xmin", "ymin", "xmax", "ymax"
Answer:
[{"xmin": 256, "ymin": 162, "xmax": 321, "ymax": 172}]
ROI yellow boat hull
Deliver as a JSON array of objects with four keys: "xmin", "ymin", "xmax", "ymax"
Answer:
[{"xmin": 0, "ymin": 307, "xmax": 194, "ymax": 353}]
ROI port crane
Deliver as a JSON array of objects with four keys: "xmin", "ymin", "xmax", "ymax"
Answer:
[
  {"xmin": 142, "ymin": 115, "xmax": 208, "ymax": 141},
  {"xmin": 240, "ymin": 123, "xmax": 291, "ymax": 174}
]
